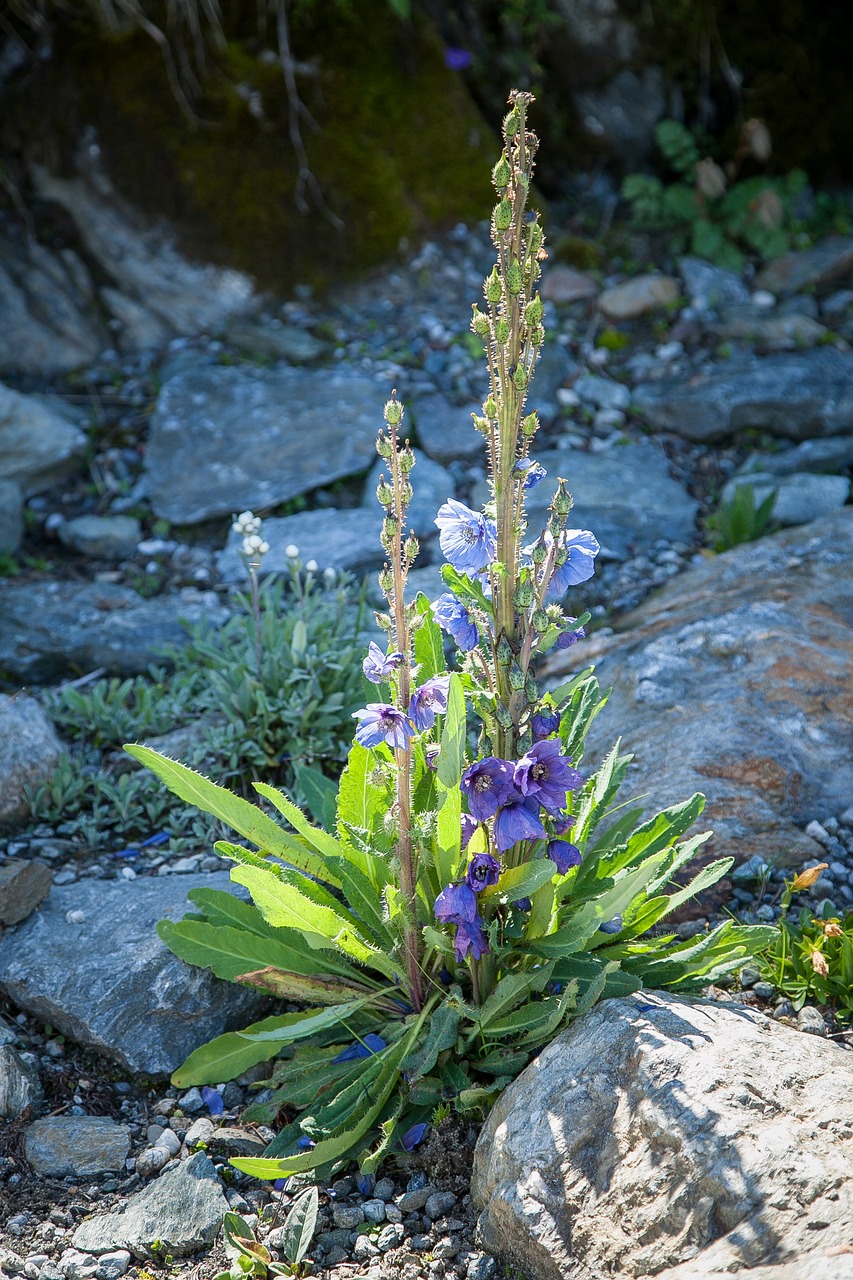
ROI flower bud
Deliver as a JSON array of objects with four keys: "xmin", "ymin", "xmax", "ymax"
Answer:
[
  {"xmin": 528, "ymin": 222, "xmax": 543, "ymax": 254},
  {"xmin": 384, "ymin": 398, "xmax": 403, "ymax": 426},
  {"xmin": 497, "ymin": 634, "xmax": 514, "ymax": 667},
  {"xmin": 471, "ymin": 307, "xmax": 490, "ymax": 337},
  {"xmin": 548, "ymin": 511, "xmax": 565, "ymax": 538},
  {"xmin": 495, "ymin": 317, "xmax": 510, "ymax": 345},
  {"xmin": 513, "ymin": 364, "xmax": 528, "ymax": 391},
  {"xmin": 791, "ymin": 863, "xmax": 828, "ymax": 891},
  {"xmin": 743, "ymin": 117, "xmax": 772, "ymax": 163},
  {"xmin": 376, "ymin": 480, "xmax": 394, "ymax": 506},
  {"xmin": 374, "ymin": 611, "xmax": 392, "ymax": 631},
  {"xmin": 554, "ymin": 543, "xmax": 568, "ymax": 569},
  {"xmin": 405, "ymin": 533, "xmax": 419, "ymax": 563},
  {"xmin": 810, "ymin": 949, "xmax": 829, "ymax": 977},
  {"xmin": 483, "ymin": 395, "xmax": 498, "ymax": 419},
  {"xmin": 400, "ymin": 482, "xmax": 413, "ymax": 507},
  {"xmin": 472, "ymin": 414, "xmax": 489, "ymax": 435},
  {"xmin": 525, "ymin": 294, "xmax": 544, "ymax": 327},
  {"xmin": 399, "ymin": 447, "xmax": 416, "ymax": 474},
  {"xmin": 382, "ymin": 515, "xmax": 399, "ymax": 543},
  {"xmin": 532, "ymin": 608, "xmax": 549, "ymax": 633},
  {"xmin": 513, "ymin": 579, "xmax": 534, "ymax": 609},
  {"xmin": 525, "ymin": 673, "xmax": 538, "ymax": 702},
  {"xmin": 552, "ymin": 481, "xmax": 573, "ymax": 516},
  {"xmin": 504, "ymin": 107, "xmax": 521, "ymax": 140},
  {"xmin": 507, "ymin": 258, "xmax": 523, "ymax": 295},
  {"xmin": 531, "ymin": 324, "xmax": 546, "ymax": 347},
  {"xmin": 376, "ymin": 434, "xmax": 393, "ymax": 459},
  {"xmin": 492, "ymin": 152, "xmax": 511, "ymax": 189},
  {"xmin": 495, "ymin": 702, "xmax": 513, "ymax": 729},
  {"xmin": 485, "ymin": 267, "xmax": 502, "ymax": 304},
  {"xmin": 377, "ymin": 566, "xmax": 393, "ymax": 594},
  {"xmin": 522, "ymin": 411, "xmax": 539, "ymax": 438},
  {"xmin": 517, "ymin": 728, "xmax": 533, "ymax": 754},
  {"xmin": 824, "ymin": 919, "xmax": 843, "ymax": 938},
  {"xmin": 494, "ymin": 199, "xmax": 513, "ymax": 232},
  {"xmin": 531, "ymin": 538, "xmax": 547, "ymax": 566},
  {"xmin": 509, "ymin": 661, "xmax": 526, "ymax": 690}
]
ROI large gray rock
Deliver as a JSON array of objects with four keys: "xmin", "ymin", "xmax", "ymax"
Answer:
[
  {"xmin": 0, "ymin": 383, "xmax": 87, "ymax": 495},
  {"xmin": 57, "ymin": 515, "xmax": 142, "ymax": 561},
  {"xmin": 0, "ymin": 695, "xmax": 64, "ymax": 830},
  {"xmin": 737, "ymin": 434, "xmax": 853, "ymax": 477},
  {"xmin": 598, "ymin": 272, "xmax": 679, "ymax": 320},
  {"xmin": 72, "ymin": 1152, "xmax": 228, "ymax": 1258},
  {"xmin": 679, "ymin": 257, "xmax": 750, "ymax": 309},
  {"xmin": 218, "ymin": 508, "xmax": 383, "ymax": 584},
  {"xmin": 755, "ymin": 235, "xmax": 853, "ymax": 296},
  {"xmin": 0, "ymin": 873, "xmax": 266, "ymax": 1075},
  {"xmin": 709, "ymin": 308, "xmax": 828, "ymax": 351},
  {"xmin": 720, "ymin": 472, "xmax": 850, "ymax": 527},
  {"xmin": 573, "ymin": 67, "xmax": 666, "ymax": 165},
  {"xmin": 472, "ymin": 991, "xmax": 853, "ymax": 1280},
  {"xmin": 0, "ymin": 580, "xmax": 228, "ymax": 682},
  {"xmin": 544, "ymin": 508, "xmax": 853, "ymax": 870},
  {"xmin": 0, "ymin": 1044, "xmax": 42, "ymax": 1119},
  {"xmin": 24, "ymin": 1116, "xmax": 131, "ymax": 1177},
  {"xmin": 632, "ymin": 349, "xmax": 853, "ymax": 443},
  {"xmin": 410, "ymin": 393, "xmax": 484, "ymax": 464},
  {"xmin": 146, "ymin": 364, "xmax": 382, "ymax": 523},
  {"xmin": 0, "ymin": 479, "xmax": 23, "ymax": 554},
  {"xmin": 658, "ymin": 1248, "xmax": 853, "ymax": 1280},
  {"xmin": 0, "ymin": 861, "xmax": 53, "ymax": 924}
]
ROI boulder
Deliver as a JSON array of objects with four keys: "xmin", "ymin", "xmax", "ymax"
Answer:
[
  {"xmin": 472, "ymin": 991, "xmax": 853, "ymax": 1280},
  {"xmin": 24, "ymin": 1116, "xmax": 131, "ymax": 1178},
  {"xmin": 0, "ymin": 383, "xmax": 87, "ymax": 495},
  {"xmin": 146, "ymin": 363, "xmax": 381, "ymax": 523},
  {"xmin": 599, "ymin": 273, "xmax": 679, "ymax": 320},
  {"xmin": 709, "ymin": 309, "xmax": 828, "ymax": 351},
  {"xmin": 678, "ymin": 257, "xmax": 750, "ymax": 309},
  {"xmin": 57, "ymin": 515, "xmax": 142, "ymax": 560},
  {"xmin": 754, "ymin": 235, "xmax": 853, "ymax": 297},
  {"xmin": 0, "ymin": 580, "xmax": 228, "ymax": 682},
  {"xmin": 543, "ymin": 508, "xmax": 853, "ymax": 870},
  {"xmin": 218, "ymin": 508, "xmax": 383, "ymax": 584},
  {"xmin": 632, "ymin": 349, "xmax": 853, "ymax": 443},
  {"xmin": 540, "ymin": 266, "xmax": 599, "ymax": 304},
  {"xmin": 410, "ymin": 393, "xmax": 484, "ymax": 464},
  {"xmin": 0, "ymin": 695, "xmax": 64, "ymax": 831},
  {"xmin": 0, "ymin": 873, "xmax": 267, "ymax": 1075},
  {"xmin": 720, "ymin": 472, "xmax": 850, "ymax": 528},
  {"xmin": 0, "ymin": 1044, "xmax": 42, "ymax": 1119},
  {"xmin": 0, "ymin": 479, "xmax": 24, "ymax": 554},
  {"xmin": 0, "ymin": 861, "xmax": 53, "ymax": 924}
]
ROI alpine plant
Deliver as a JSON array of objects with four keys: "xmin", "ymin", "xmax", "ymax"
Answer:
[{"xmin": 127, "ymin": 91, "xmax": 776, "ymax": 1182}]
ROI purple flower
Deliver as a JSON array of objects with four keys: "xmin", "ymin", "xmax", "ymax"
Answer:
[
  {"xmin": 531, "ymin": 707, "xmax": 561, "ymax": 740},
  {"xmin": 332, "ymin": 1033, "xmax": 387, "ymax": 1063},
  {"xmin": 552, "ymin": 813, "xmax": 577, "ymax": 836},
  {"xmin": 434, "ymin": 881, "xmax": 478, "ymax": 924},
  {"xmin": 466, "ymin": 853, "xmax": 501, "ymax": 892},
  {"xmin": 546, "ymin": 839, "xmax": 582, "ymax": 874},
  {"xmin": 461, "ymin": 757, "xmax": 516, "ymax": 822},
  {"xmin": 513, "ymin": 897, "xmax": 532, "ymax": 911},
  {"xmin": 408, "ymin": 675, "xmax": 451, "ymax": 731},
  {"xmin": 555, "ymin": 621, "xmax": 586, "ymax": 649},
  {"xmin": 549, "ymin": 529, "xmax": 600, "ymax": 596},
  {"xmin": 434, "ymin": 500, "xmax": 497, "ymax": 575},
  {"xmin": 201, "ymin": 1085, "xmax": 224, "ymax": 1115},
  {"xmin": 454, "ymin": 917, "xmax": 490, "ymax": 961},
  {"xmin": 461, "ymin": 813, "xmax": 478, "ymax": 849},
  {"xmin": 363, "ymin": 641, "xmax": 403, "ymax": 683},
  {"xmin": 356, "ymin": 1173, "xmax": 376, "ymax": 1196},
  {"xmin": 494, "ymin": 794, "xmax": 546, "ymax": 852},
  {"xmin": 598, "ymin": 914, "xmax": 623, "ymax": 935},
  {"xmin": 353, "ymin": 704, "xmax": 415, "ymax": 750},
  {"xmin": 444, "ymin": 47, "xmax": 472, "ymax": 71},
  {"xmin": 513, "ymin": 458, "xmax": 547, "ymax": 490},
  {"xmin": 400, "ymin": 1122, "xmax": 429, "ymax": 1150},
  {"xmin": 432, "ymin": 592, "xmax": 478, "ymax": 651},
  {"xmin": 515, "ymin": 739, "xmax": 583, "ymax": 813}
]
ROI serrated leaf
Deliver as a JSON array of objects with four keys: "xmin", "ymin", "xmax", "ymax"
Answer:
[
  {"xmin": 254, "ymin": 781, "xmax": 344, "ymax": 862},
  {"xmin": 402, "ymin": 1004, "xmax": 460, "ymax": 1079},
  {"xmin": 292, "ymin": 762, "xmax": 338, "ymax": 831},
  {"xmin": 157, "ymin": 918, "xmax": 367, "ymax": 985},
  {"xmin": 233, "ymin": 968, "xmax": 382, "ymax": 1005}
]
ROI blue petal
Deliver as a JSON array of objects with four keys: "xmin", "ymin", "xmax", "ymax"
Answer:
[
  {"xmin": 400, "ymin": 1122, "xmax": 429, "ymax": 1150},
  {"xmin": 201, "ymin": 1085, "xmax": 224, "ymax": 1115}
]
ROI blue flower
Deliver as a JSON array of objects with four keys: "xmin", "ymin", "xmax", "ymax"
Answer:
[
  {"xmin": 461, "ymin": 757, "xmax": 517, "ymax": 822},
  {"xmin": 515, "ymin": 740, "xmax": 583, "ymax": 813},
  {"xmin": 434, "ymin": 500, "xmax": 497, "ymax": 575},
  {"xmin": 546, "ymin": 839, "xmax": 581, "ymax": 874},
  {"xmin": 465, "ymin": 853, "xmax": 501, "ymax": 892},
  {"xmin": 432, "ymin": 592, "xmax": 478, "ymax": 651},
  {"xmin": 400, "ymin": 1122, "xmax": 429, "ymax": 1150},
  {"xmin": 555, "ymin": 621, "xmax": 586, "ymax": 650},
  {"xmin": 531, "ymin": 707, "xmax": 561, "ymax": 740},
  {"xmin": 332, "ymin": 1033, "xmax": 387, "ymax": 1063},
  {"xmin": 513, "ymin": 458, "xmax": 547, "ymax": 490},
  {"xmin": 408, "ymin": 675, "xmax": 451, "ymax": 731},
  {"xmin": 454, "ymin": 917, "xmax": 490, "ymax": 961},
  {"xmin": 461, "ymin": 813, "xmax": 479, "ymax": 849},
  {"xmin": 201, "ymin": 1085, "xmax": 224, "ymax": 1115},
  {"xmin": 353, "ymin": 704, "xmax": 415, "ymax": 750},
  {"xmin": 549, "ymin": 529, "xmax": 600, "ymax": 596},
  {"xmin": 493, "ymin": 794, "xmax": 546, "ymax": 852},
  {"xmin": 434, "ymin": 882, "xmax": 478, "ymax": 924},
  {"xmin": 444, "ymin": 47, "xmax": 472, "ymax": 70},
  {"xmin": 598, "ymin": 915, "xmax": 623, "ymax": 935},
  {"xmin": 363, "ymin": 641, "xmax": 404, "ymax": 683}
]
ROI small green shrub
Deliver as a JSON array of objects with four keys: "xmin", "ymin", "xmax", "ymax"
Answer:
[
  {"xmin": 214, "ymin": 1193, "xmax": 319, "ymax": 1279},
  {"xmin": 758, "ymin": 863, "xmax": 853, "ymax": 1018},
  {"xmin": 707, "ymin": 483, "xmax": 777, "ymax": 552}
]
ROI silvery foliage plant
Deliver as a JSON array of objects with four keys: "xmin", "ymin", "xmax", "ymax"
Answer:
[{"xmin": 128, "ymin": 92, "xmax": 775, "ymax": 1180}]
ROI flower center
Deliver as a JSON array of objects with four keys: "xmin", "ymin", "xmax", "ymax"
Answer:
[{"xmin": 475, "ymin": 775, "xmax": 493, "ymax": 793}]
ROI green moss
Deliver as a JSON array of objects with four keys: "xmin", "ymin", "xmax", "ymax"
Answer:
[{"xmin": 58, "ymin": 0, "xmax": 494, "ymax": 291}]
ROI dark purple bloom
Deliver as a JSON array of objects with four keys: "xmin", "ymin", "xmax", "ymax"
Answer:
[
  {"xmin": 461, "ymin": 757, "xmax": 516, "ymax": 822},
  {"xmin": 493, "ymin": 794, "xmax": 546, "ymax": 852},
  {"xmin": 555, "ymin": 621, "xmax": 586, "ymax": 649},
  {"xmin": 432, "ymin": 592, "xmax": 478, "ymax": 651},
  {"xmin": 356, "ymin": 1173, "xmax": 376, "ymax": 1196},
  {"xmin": 549, "ymin": 529, "xmax": 600, "ymax": 596},
  {"xmin": 400, "ymin": 1122, "xmax": 429, "ymax": 1150},
  {"xmin": 363, "ymin": 641, "xmax": 404, "ymax": 683},
  {"xmin": 353, "ymin": 703, "xmax": 415, "ymax": 750},
  {"xmin": 515, "ymin": 739, "xmax": 583, "ymax": 812},
  {"xmin": 599, "ymin": 914, "xmax": 623, "ymax": 935},
  {"xmin": 531, "ymin": 707, "xmax": 561, "ymax": 740},
  {"xmin": 434, "ymin": 500, "xmax": 497, "ymax": 575},
  {"xmin": 546, "ymin": 839, "xmax": 582, "ymax": 874},
  {"xmin": 454, "ymin": 917, "xmax": 490, "ymax": 961},
  {"xmin": 201, "ymin": 1085, "xmax": 224, "ymax": 1115},
  {"xmin": 513, "ymin": 897, "xmax": 532, "ymax": 911},
  {"xmin": 461, "ymin": 813, "xmax": 478, "ymax": 849},
  {"xmin": 444, "ymin": 46, "xmax": 472, "ymax": 70},
  {"xmin": 332, "ymin": 1033, "xmax": 388, "ymax": 1063},
  {"xmin": 434, "ymin": 881, "xmax": 478, "ymax": 924},
  {"xmin": 408, "ymin": 675, "xmax": 451, "ymax": 731},
  {"xmin": 513, "ymin": 458, "xmax": 547, "ymax": 490},
  {"xmin": 296, "ymin": 1135, "xmax": 315, "ymax": 1149},
  {"xmin": 466, "ymin": 852, "xmax": 501, "ymax": 892},
  {"xmin": 552, "ymin": 813, "xmax": 577, "ymax": 836}
]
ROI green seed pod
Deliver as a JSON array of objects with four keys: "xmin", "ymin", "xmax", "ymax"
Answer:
[
  {"xmin": 377, "ymin": 566, "xmax": 393, "ymax": 594},
  {"xmin": 376, "ymin": 433, "xmax": 393, "ymax": 459},
  {"xmin": 369, "ymin": 765, "xmax": 390, "ymax": 788},
  {"xmin": 495, "ymin": 702, "xmax": 513, "ymax": 729},
  {"xmin": 494, "ymin": 199, "xmax": 512, "ymax": 232},
  {"xmin": 524, "ymin": 673, "xmax": 538, "ymax": 703},
  {"xmin": 546, "ymin": 604, "xmax": 564, "ymax": 624},
  {"xmin": 529, "ymin": 222, "xmax": 544, "ymax": 253},
  {"xmin": 522, "ymin": 411, "xmax": 539, "ymax": 438},
  {"xmin": 507, "ymin": 258, "xmax": 523, "ymax": 295},
  {"xmin": 554, "ymin": 543, "xmax": 568, "ymax": 568},
  {"xmin": 552, "ymin": 482, "xmax": 574, "ymax": 516},
  {"xmin": 513, "ymin": 579, "xmax": 534, "ymax": 609},
  {"xmin": 485, "ymin": 267, "xmax": 502, "ymax": 304},
  {"xmin": 525, "ymin": 293, "xmax": 544, "ymax": 327},
  {"xmin": 400, "ymin": 482, "xmax": 414, "ymax": 506},
  {"xmin": 471, "ymin": 414, "xmax": 489, "ymax": 435},
  {"xmin": 376, "ymin": 480, "xmax": 394, "ymax": 506},
  {"xmin": 405, "ymin": 534, "xmax": 419, "ymax": 563},
  {"xmin": 504, "ymin": 108, "xmax": 521, "ymax": 139},
  {"xmin": 513, "ymin": 364, "xmax": 528, "ymax": 391},
  {"xmin": 548, "ymin": 511, "xmax": 565, "ymax": 538},
  {"xmin": 492, "ymin": 152, "xmax": 511, "ymax": 189},
  {"xmin": 382, "ymin": 515, "xmax": 399, "ymax": 543},
  {"xmin": 399, "ymin": 447, "xmax": 416, "ymax": 474},
  {"xmin": 531, "ymin": 539, "xmax": 547, "ymax": 566},
  {"xmin": 471, "ymin": 307, "xmax": 490, "ymax": 337},
  {"xmin": 495, "ymin": 317, "xmax": 510, "ymax": 345},
  {"xmin": 531, "ymin": 324, "xmax": 546, "ymax": 347},
  {"xmin": 384, "ymin": 399, "xmax": 403, "ymax": 426},
  {"xmin": 509, "ymin": 661, "xmax": 526, "ymax": 691},
  {"xmin": 483, "ymin": 395, "xmax": 498, "ymax": 419},
  {"xmin": 531, "ymin": 608, "xmax": 549, "ymax": 633},
  {"xmin": 517, "ymin": 728, "xmax": 533, "ymax": 755},
  {"xmin": 497, "ymin": 634, "xmax": 514, "ymax": 667},
  {"xmin": 374, "ymin": 611, "xmax": 392, "ymax": 631}
]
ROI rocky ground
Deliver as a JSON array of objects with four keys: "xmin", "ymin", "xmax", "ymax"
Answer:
[{"xmin": 2, "ymin": 194, "xmax": 853, "ymax": 1279}]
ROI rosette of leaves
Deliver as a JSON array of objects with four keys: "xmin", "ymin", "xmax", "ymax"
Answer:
[{"xmin": 130, "ymin": 92, "xmax": 775, "ymax": 1182}]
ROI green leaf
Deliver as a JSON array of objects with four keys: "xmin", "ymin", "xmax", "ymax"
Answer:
[
  {"xmin": 440, "ymin": 563, "xmax": 491, "ymax": 613},
  {"xmin": 480, "ymin": 858, "xmax": 556, "ymax": 906},
  {"xmin": 185, "ymin": 887, "xmax": 283, "ymax": 938},
  {"xmin": 292, "ymin": 762, "xmax": 337, "ymax": 831},
  {"xmin": 239, "ymin": 1000, "xmax": 375, "ymax": 1044},
  {"xmin": 413, "ymin": 593, "xmax": 447, "ymax": 683},
  {"xmin": 531, "ymin": 856, "xmax": 668, "ymax": 958},
  {"xmin": 434, "ymin": 674, "xmax": 465, "ymax": 887},
  {"xmin": 402, "ymin": 1004, "xmax": 461, "ymax": 1080},
  {"xmin": 171, "ymin": 1013, "xmax": 300, "ymax": 1086},
  {"xmin": 337, "ymin": 742, "xmax": 393, "ymax": 856},
  {"xmin": 157, "ymin": 918, "xmax": 369, "ymax": 985},
  {"xmin": 254, "ymin": 781, "xmax": 344, "ymax": 863},
  {"xmin": 124, "ymin": 745, "xmax": 333, "ymax": 884},
  {"xmin": 282, "ymin": 1187, "xmax": 319, "ymax": 1266},
  {"xmin": 471, "ymin": 968, "xmax": 553, "ymax": 1037}
]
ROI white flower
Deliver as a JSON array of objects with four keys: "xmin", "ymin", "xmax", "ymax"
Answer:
[
  {"xmin": 232, "ymin": 510, "xmax": 261, "ymax": 536},
  {"xmin": 286, "ymin": 544, "xmax": 300, "ymax": 558},
  {"xmin": 305, "ymin": 559, "xmax": 319, "ymax": 572},
  {"xmin": 323, "ymin": 567, "xmax": 336, "ymax": 583},
  {"xmin": 242, "ymin": 534, "xmax": 270, "ymax": 558}
]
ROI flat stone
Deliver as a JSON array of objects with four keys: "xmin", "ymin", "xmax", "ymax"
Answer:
[
  {"xmin": 225, "ymin": 319, "xmax": 327, "ymax": 364},
  {"xmin": 0, "ymin": 695, "xmax": 64, "ymax": 831},
  {"xmin": 146, "ymin": 364, "xmax": 382, "ymax": 523},
  {"xmin": 0, "ymin": 382, "xmax": 87, "ymax": 495},
  {"xmin": 658, "ymin": 1250, "xmax": 853, "ymax": 1280},
  {"xmin": 679, "ymin": 257, "xmax": 750, "ymax": 309},
  {"xmin": 0, "ymin": 479, "xmax": 23, "ymax": 554},
  {"xmin": 0, "ymin": 873, "xmax": 266, "ymax": 1075},
  {"xmin": 218, "ymin": 508, "xmax": 383, "ymax": 584},
  {"xmin": 540, "ymin": 266, "xmax": 598, "ymax": 305},
  {"xmin": 0, "ymin": 860, "xmax": 53, "ymax": 924},
  {"xmin": 363, "ymin": 451, "xmax": 453, "ymax": 539},
  {"xmin": 755, "ymin": 235, "xmax": 853, "ymax": 296},
  {"xmin": 473, "ymin": 991, "xmax": 853, "ymax": 1280},
  {"xmin": 599, "ymin": 274, "xmax": 679, "ymax": 320},
  {"xmin": 543, "ymin": 508, "xmax": 853, "ymax": 873},
  {"xmin": 720, "ymin": 472, "xmax": 850, "ymax": 527},
  {"xmin": 632, "ymin": 349, "xmax": 853, "ymax": 443},
  {"xmin": 737, "ymin": 435, "xmax": 853, "ymax": 477},
  {"xmin": 0, "ymin": 580, "xmax": 228, "ymax": 682},
  {"xmin": 710, "ymin": 308, "xmax": 828, "ymax": 351},
  {"xmin": 72, "ymin": 1151, "xmax": 228, "ymax": 1258},
  {"xmin": 206, "ymin": 1125, "xmax": 266, "ymax": 1156},
  {"xmin": 410, "ymin": 393, "xmax": 484, "ymax": 463},
  {"xmin": 25, "ymin": 1116, "xmax": 130, "ymax": 1177},
  {"xmin": 573, "ymin": 374, "xmax": 631, "ymax": 411},
  {"xmin": 0, "ymin": 1044, "xmax": 43, "ymax": 1118},
  {"xmin": 57, "ymin": 515, "xmax": 141, "ymax": 561}
]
